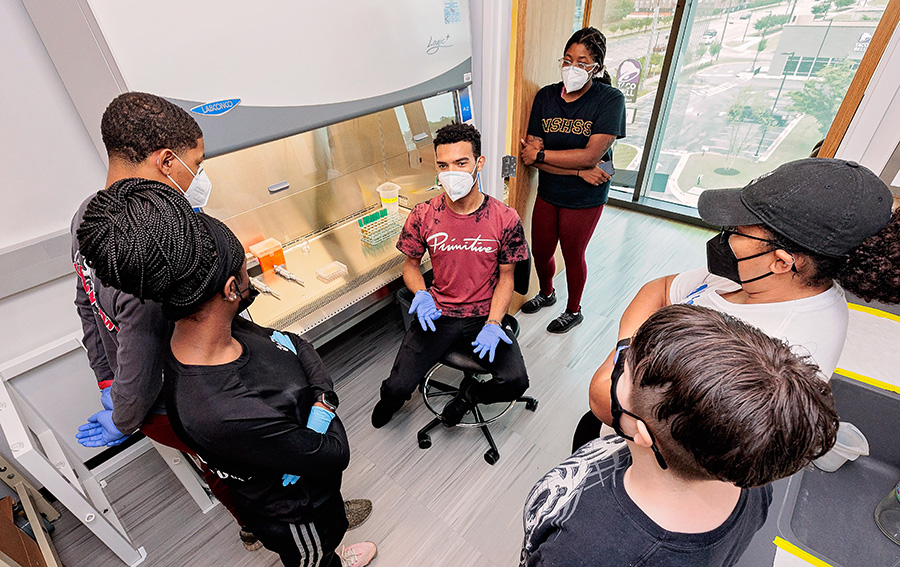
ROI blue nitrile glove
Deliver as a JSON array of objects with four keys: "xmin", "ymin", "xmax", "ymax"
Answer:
[
  {"xmin": 282, "ymin": 474, "xmax": 300, "ymax": 486},
  {"xmin": 270, "ymin": 331, "xmax": 297, "ymax": 354},
  {"xmin": 100, "ymin": 387, "xmax": 113, "ymax": 411},
  {"xmin": 306, "ymin": 405, "xmax": 335, "ymax": 434},
  {"xmin": 75, "ymin": 410, "xmax": 127, "ymax": 448},
  {"xmin": 472, "ymin": 323, "xmax": 513, "ymax": 363},
  {"xmin": 409, "ymin": 290, "xmax": 442, "ymax": 332}
]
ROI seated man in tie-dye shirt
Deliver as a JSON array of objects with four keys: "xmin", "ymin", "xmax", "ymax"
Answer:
[{"xmin": 371, "ymin": 123, "xmax": 530, "ymax": 429}]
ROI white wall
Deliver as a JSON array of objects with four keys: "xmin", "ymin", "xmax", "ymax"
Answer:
[
  {"xmin": 469, "ymin": 0, "xmax": 513, "ymax": 198},
  {"xmin": 0, "ymin": 1, "xmax": 106, "ymax": 249},
  {"xmin": 0, "ymin": 0, "xmax": 108, "ymax": 472},
  {"xmin": 835, "ymin": 24, "xmax": 900, "ymax": 191}
]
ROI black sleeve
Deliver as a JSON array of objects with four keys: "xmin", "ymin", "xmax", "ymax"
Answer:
[
  {"xmin": 108, "ymin": 294, "xmax": 169, "ymax": 434},
  {"xmin": 592, "ymin": 89, "xmax": 627, "ymax": 139},
  {"xmin": 526, "ymin": 88, "xmax": 547, "ymax": 139},
  {"xmin": 287, "ymin": 333, "xmax": 334, "ymax": 398},
  {"xmin": 201, "ymin": 388, "xmax": 350, "ymax": 477},
  {"xmin": 72, "ymin": 211, "xmax": 114, "ymax": 387},
  {"xmin": 74, "ymin": 261, "xmax": 114, "ymax": 385}
]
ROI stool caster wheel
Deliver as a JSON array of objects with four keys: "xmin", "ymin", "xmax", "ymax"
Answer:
[
  {"xmin": 525, "ymin": 399, "xmax": 538, "ymax": 412},
  {"xmin": 484, "ymin": 449, "xmax": 500, "ymax": 465},
  {"xmin": 418, "ymin": 433, "xmax": 432, "ymax": 449}
]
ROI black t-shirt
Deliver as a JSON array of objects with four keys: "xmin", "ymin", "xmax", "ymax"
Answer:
[
  {"xmin": 527, "ymin": 80, "xmax": 627, "ymax": 209},
  {"xmin": 164, "ymin": 316, "xmax": 349, "ymax": 524},
  {"xmin": 521, "ymin": 436, "xmax": 773, "ymax": 567}
]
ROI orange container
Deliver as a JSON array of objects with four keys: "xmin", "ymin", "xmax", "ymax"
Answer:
[{"xmin": 249, "ymin": 238, "xmax": 286, "ymax": 273}]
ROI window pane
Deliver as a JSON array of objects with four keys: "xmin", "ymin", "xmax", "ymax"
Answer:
[
  {"xmin": 642, "ymin": 2, "xmax": 884, "ymax": 209},
  {"xmin": 588, "ymin": 0, "xmax": 676, "ymax": 193}
]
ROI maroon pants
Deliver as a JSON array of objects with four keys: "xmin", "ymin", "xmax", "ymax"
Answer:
[
  {"xmin": 141, "ymin": 413, "xmax": 244, "ymax": 526},
  {"xmin": 531, "ymin": 196, "xmax": 604, "ymax": 313}
]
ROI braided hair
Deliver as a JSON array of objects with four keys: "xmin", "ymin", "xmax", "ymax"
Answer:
[
  {"xmin": 566, "ymin": 27, "xmax": 613, "ymax": 85},
  {"xmin": 76, "ymin": 178, "xmax": 241, "ymax": 316}
]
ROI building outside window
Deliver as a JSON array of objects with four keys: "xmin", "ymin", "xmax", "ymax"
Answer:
[{"xmin": 584, "ymin": 0, "xmax": 887, "ymax": 214}]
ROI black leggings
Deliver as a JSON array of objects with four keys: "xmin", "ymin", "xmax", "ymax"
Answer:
[
  {"xmin": 380, "ymin": 315, "xmax": 529, "ymax": 409},
  {"xmin": 242, "ymin": 497, "xmax": 348, "ymax": 567},
  {"xmin": 572, "ymin": 410, "xmax": 605, "ymax": 453}
]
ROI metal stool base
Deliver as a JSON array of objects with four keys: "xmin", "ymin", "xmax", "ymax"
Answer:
[{"xmin": 417, "ymin": 364, "xmax": 538, "ymax": 465}]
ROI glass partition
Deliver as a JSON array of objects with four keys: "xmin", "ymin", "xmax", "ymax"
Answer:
[
  {"xmin": 635, "ymin": 0, "xmax": 885, "ymax": 209},
  {"xmin": 587, "ymin": 0, "xmax": 678, "ymax": 194}
]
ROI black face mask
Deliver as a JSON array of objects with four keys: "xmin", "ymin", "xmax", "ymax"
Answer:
[
  {"xmin": 706, "ymin": 230, "xmax": 776, "ymax": 285},
  {"xmin": 609, "ymin": 343, "xmax": 668, "ymax": 471},
  {"xmin": 236, "ymin": 284, "xmax": 259, "ymax": 312}
]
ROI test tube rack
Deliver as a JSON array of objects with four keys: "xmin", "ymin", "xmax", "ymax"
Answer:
[{"xmin": 358, "ymin": 208, "xmax": 402, "ymax": 246}]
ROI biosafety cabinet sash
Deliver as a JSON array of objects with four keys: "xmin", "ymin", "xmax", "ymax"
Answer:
[{"xmin": 23, "ymin": 0, "xmax": 473, "ymax": 158}]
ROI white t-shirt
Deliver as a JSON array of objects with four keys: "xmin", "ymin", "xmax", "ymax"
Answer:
[{"xmin": 669, "ymin": 267, "xmax": 849, "ymax": 378}]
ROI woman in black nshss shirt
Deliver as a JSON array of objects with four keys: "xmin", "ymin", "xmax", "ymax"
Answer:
[{"xmin": 519, "ymin": 27, "xmax": 626, "ymax": 334}]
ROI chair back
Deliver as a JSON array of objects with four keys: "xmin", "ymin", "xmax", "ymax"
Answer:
[{"xmin": 512, "ymin": 243, "xmax": 531, "ymax": 297}]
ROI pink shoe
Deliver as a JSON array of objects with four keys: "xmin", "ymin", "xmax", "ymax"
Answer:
[{"xmin": 339, "ymin": 541, "xmax": 377, "ymax": 567}]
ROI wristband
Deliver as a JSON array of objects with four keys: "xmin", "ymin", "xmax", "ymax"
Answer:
[
  {"xmin": 486, "ymin": 319, "xmax": 502, "ymax": 326},
  {"xmin": 306, "ymin": 406, "xmax": 335, "ymax": 434}
]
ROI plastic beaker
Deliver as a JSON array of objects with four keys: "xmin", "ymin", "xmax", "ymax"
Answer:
[
  {"xmin": 813, "ymin": 421, "xmax": 869, "ymax": 472},
  {"xmin": 377, "ymin": 182, "xmax": 400, "ymax": 215}
]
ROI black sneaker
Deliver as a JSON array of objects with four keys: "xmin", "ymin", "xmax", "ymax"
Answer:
[
  {"xmin": 441, "ymin": 393, "xmax": 472, "ymax": 427},
  {"xmin": 371, "ymin": 399, "xmax": 399, "ymax": 429},
  {"xmin": 547, "ymin": 310, "xmax": 584, "ymax": 334},
  {"xmin": 521, "ymin": 290, "xmax": 557, "ymax": 314}
]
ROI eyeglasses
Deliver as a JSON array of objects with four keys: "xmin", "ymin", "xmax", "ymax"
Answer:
[
  {"xmin": 718, "ymin": 227, "xmax": 779, "ymax": 247},
  {"xmin": 609, "ymin": 343, "xmax": 668, "ymax": 471},
  {"xmin": 558, "ymin": 58, "xmax": 598, "ymax": 71}
]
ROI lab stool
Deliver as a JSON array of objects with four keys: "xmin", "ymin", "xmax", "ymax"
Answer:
[
  {"xmin": 396, "ymin": 287, "xmax": 538, "ymax": 465},
  {"xmin": 415, "ymin": 312, "xmax": 538, "ymax": 465}
]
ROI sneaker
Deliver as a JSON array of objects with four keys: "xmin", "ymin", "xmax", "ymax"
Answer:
[
  {"xmin": 547, "ymin": 310, "xmax": 584, "ymax": 334},
  {"xmin": 521, "ymin": 290, "xmax": 557, "ymax": 314},
  {"xmin": 345, "ymin": 499, "xmax": 373, "ymax": 530},
  {"xmin": 371, "ymin": 399, "xmax": 398, "ymax": 429},
  {"xmin": 340, "ymin": 541, "xmax": 378, "ymax": 567},
  {"xmin": 441, "ymin": 392, "xmax": 472, "ymax": 427},
  {"xmin": 239, "ymin": 528, "xmax": 263, "ymax": 551}
]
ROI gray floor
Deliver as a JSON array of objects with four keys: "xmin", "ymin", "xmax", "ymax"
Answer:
[{"xmin": 50, "ymin": 206, "xmax": 712, "ymax": 567}]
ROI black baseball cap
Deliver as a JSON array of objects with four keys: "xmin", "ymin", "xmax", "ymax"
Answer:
[{"xmin": 697, "ymin": 158, "xmax": 893, "ymax": 257}]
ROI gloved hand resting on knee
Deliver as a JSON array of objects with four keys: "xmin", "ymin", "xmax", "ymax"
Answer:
[
  {"xmin": 472, "ymin": 322, "xmax": 512, "ymax": 363},
  {"xmin": 409, "ymin": 290, "xmax": 442, "ymax": 332}
]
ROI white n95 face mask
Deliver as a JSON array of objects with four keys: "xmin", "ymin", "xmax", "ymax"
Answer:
[
  {"xmin": 438, "ymin": 165, "xmax": 478, "ymax": 202},
  {"xmin": 166, "ymin": 153, "xmax": 214, "ymax": 208},
  {"xmin": 561, "ymin": 66, "xmax": 591, "ymax": 93}
]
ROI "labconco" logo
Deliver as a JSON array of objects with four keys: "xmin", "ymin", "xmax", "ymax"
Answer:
[{"xmin": 190, "ymin": 98, "xmax": 241, "ymax": 116}]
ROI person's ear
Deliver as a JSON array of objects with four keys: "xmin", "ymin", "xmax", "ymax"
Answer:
[
  {"xmin": 771, "ymin": 249, "xmax": 797, "ymax": 274},
  {"xmin": 222, "ymin": 276, "xmax": 238, "ymax": 301},
  {"xmin": 155, "ymin": 149, "xmax": 176, "ymax": 176},
  {"xmin": 475, "ymin": 155, "xmax": 486, "ymax": 173},
  {"xmin": 632, "ymin": 420, "xmax": 654, "ymax": 449}
]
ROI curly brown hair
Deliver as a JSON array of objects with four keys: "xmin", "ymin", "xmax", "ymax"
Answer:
[
  {"xmin": 434, "ymin": 122, "xmax": 481, "ymax": 159},
  {"xmin": 101, "ymin": 92, "xmax": 202, "ymax": 164},
  {"xmin": 838, "ymin": 208, "xmax": 900, "ymax": 303},
  {"xmin": 627, "ymin": 304, "xmax": 838, "ymax": 488}
]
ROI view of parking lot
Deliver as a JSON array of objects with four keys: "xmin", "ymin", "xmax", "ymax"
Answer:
[{"xmin": 580, "ymin": 0, "xmax": 885, "ymax": 207}]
